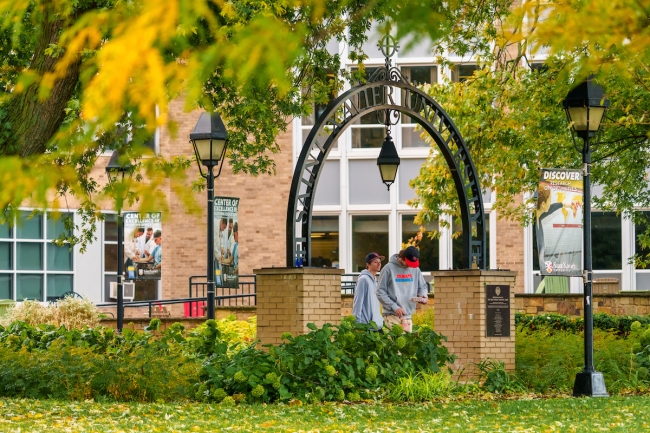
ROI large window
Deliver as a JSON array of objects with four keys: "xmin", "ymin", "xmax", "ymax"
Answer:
[
  {"xmin": 635, "ymin": 211, "xmax": 650, "ymax": 290},
  {"xmin": 634, "ymin": 211, "xmax": 650, "ymax": 267},
  {"xmin": 348, "ymin": 160, "xmax": 391, "ymax": 205},
  {"xmin": 452, "ymin": 214, "xmax": 490, "ymax": 269},
  {"xmin": 103, "ymin": 214, "xmax": 158, "ymax": 302},
  {"xmin": 311, "ymin": 216, "xmax": 339, "ymax": 267},
  {"xmin": 350, "ymin": 67, "xmax": 385, "ymax": 149},
  {"xmin": 453, "ymin": 64, "xmax": 479, "ymax": 83},
  {"xmin": 401, "ymin": 66, "xmax": 437, "ymax": 148},
  {"xmin": 401, "ymin": 214, "xmax": 439, "ymax": 272},
  {"xmin": 351, "ymin": 215, "xmax": 389, "ymax": 272},
  {"xmin": 0, "ymin": 211, "xmax": 73, "ymax": 301},
  {"xmin": 592, "ymin": 212, "xmax": 622, "ymax": 270},
  {"xmin": 301, "ymin": 72, "xmax": 338, "ymax": 151}
]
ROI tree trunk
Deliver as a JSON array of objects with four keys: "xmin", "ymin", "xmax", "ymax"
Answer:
[{"xmin": 0, "ymin": 8, "xmax": 82, "ymax": 157}]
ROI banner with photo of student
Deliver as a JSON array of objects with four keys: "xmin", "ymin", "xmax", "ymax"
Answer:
[
  {"xmin": 123, "ymin": 212, "xmax": 163, "ymax": 281},
  {"xmin": 214, "ymin": 197, "xmax": 239, "ymax": 288},
  {"xmin": 536, "ymin": 168, "xmax": 583, "ymax": 276}
]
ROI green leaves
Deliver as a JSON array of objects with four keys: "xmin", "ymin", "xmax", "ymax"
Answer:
[{"xmin": 197, "ymin": 319, "xmax": 455, "ymax": 403}]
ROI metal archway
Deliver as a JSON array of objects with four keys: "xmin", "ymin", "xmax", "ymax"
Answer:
[{"xmin": 287, "ymin": 44, "xmax": 486, "ymax": 269}]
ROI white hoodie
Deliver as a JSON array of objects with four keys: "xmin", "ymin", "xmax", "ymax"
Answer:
[{"xmin": 352, "ymin": 269, "xmax": 383, "ymax": 329}]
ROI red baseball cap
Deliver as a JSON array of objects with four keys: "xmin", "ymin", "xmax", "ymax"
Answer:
[{"xmin": 403, "ymin": 246, "xmax": 420, "ymax": 268}]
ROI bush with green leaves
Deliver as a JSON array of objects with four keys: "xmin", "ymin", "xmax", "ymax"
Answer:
[
  {"xmin": 1, "ymin": 297, "xmax": 100, "ymax": 329},
  {"xmin": 412, "ymin": 308, "xmax": 435, "ymax": 329},
  {"xmin": 475, "ymin": 359, "xmax": 527, "ymax": 394},
  {"xmin": 515, "ymin": 317, "xmax": 650, "ymax": 394},
  {"xmin": 387, "ymin": 370, "xmax": 460, "ymax": 402},
  {"xmin": 197, "ymin": 317, "xmax": 456, "ymax": 404},
  {"xmin": 516, "ymin": 312, "xmax": 650, "ymax": 336},
  {"xmin": 0, "ymin": 320, "xmax": 199, "ymax": 401}
]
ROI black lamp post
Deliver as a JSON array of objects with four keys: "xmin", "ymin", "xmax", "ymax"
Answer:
[
  {"xmin": 106, "ymin": 150, "xmax": 134, "ymax": 333},
  {"xmin": 377, "ymin": 118, "xmax": 400, "ymax": 190},
  {"xmin": 563, "ymin": 76, "xmax": 610, "ymax": 397},
  {"xmin": 189, "ymin": 112, "xmax": 229, "ymax": 320}
]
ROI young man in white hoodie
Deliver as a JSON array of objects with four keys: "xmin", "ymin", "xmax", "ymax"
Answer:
[
  {"xmin": 352, "ymin": 252, "xmax": 385, "ymax": 330},
  {"xmin": 377, "ymin": 246, "xmax": 428, "ymax": 332}
]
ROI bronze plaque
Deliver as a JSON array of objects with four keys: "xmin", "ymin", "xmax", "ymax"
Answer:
[{"xmin": 486, "ymin": 285, "xmax": 510, "ymax": 337}]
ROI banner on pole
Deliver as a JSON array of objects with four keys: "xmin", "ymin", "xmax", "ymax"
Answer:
[
  {"xmin": 214, "ymin": 197, "xmax": 240, "ymax": 288},
  {"xmin": 536, "ymin": 168, "xmax": 583, "ymax": 276},
  {"xmin": 123, "ymin": 212, "xmax": 163, "ymax": 280}
]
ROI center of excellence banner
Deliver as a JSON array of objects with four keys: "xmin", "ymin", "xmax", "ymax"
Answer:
[{"xmin": 214, "ymin": 197, "xmax": 239, "ymax": 288}]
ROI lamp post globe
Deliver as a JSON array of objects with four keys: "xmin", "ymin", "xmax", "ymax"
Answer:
[
  {"xmin": 189, "ymin": 112, "xmax": 229, "ymax": 320},
  {"xmin": 377, "ymin": 133, "xmax": 400, "ymax": 190},
  {"xmin": 105, "ymin": 150, "xmax": 134, "ymax": 333},
  {"xmin": 562, "ymin": 76, "xmax": 609, "ymax": 397}
]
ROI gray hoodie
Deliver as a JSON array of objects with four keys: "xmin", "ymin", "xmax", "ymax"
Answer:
[
  {"xmin": 352, "ymin": 269, "xmax": 384, "ymax": 329},
  {"xmin": 377, "ymin": 254, "xmax": 428, "ymax": 319}
]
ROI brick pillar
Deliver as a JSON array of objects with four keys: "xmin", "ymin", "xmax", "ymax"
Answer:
[
  {"xmin": 432, "ymin": 270, "xmax": 517, "ymax": 379},
  {"xmin": 254, "ymin": 267, "xmax": 343, "ymax": 346}
]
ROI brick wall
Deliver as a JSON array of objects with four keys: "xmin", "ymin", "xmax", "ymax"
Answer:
[
  {"xmin": 433, "ymin": 270, "xmax": 517, "ymax": 378},
  {"xmin": 255, "ymin": 267, "xmax": 342, "ymax": 346},
  {"xmin": 160, "ymin": 101, "xmax": 295, "ymax": 315},
  {"xmin": 516, "ymin": 293, "xmax": 650, "ymax": 316},
  {"xmin": 494, "ymin": 194, "xmax": 525, "ymax": 293}
]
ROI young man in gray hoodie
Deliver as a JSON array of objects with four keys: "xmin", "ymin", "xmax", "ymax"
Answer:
[
  {"xmin": 352, "ymin": 252, "xmax": 385, "ymax": 330},
  {"xmin": 377, "ymin": 246, "xmax": 428, "ymax": 332}
]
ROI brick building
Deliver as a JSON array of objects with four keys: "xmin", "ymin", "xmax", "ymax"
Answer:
[{"xmin": 0, "ymin": 28, "xmax": 645, "ymax": 306}]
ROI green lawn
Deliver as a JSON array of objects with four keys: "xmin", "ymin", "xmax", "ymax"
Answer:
[{"xmin": 2, "ymin": 395, "xmax": 650, "ymax": 432}]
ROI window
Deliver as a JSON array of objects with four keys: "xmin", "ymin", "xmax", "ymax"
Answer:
[
  {"xmin": 452, "ymin": 213, "xmax": 490, "ymax": 269},
  {"xmin": 402, "ymin": 215, "xmax": 439, "ymax": 272},
  {"xmin": 635, "ymin": 211, "xmax": 650, "ymax": 290},
  {"xmin": 351, "ymin": 215, "xmax": 389, "ymax": 272},
  {"xmin": 311, "ymin": 216, "xmax": 339, "ymax": 268},
  {"xmin": 350, "ymin": 67, "xmax": 385, "ymax": 149},
  {"xmin": 401, "ymin": 66, "xmax": 437, "ymax": 148},
  {"xmin": 300, "ymin": 72, "xmax": 339, "ymax": 151},
  {"xmin": 349, "ymin": 160, "xmax": 390, "ymax": 205},
  {"xmin": 103, "ymin": 214, "xmax": 158, "ymax": 302},
  {"xmin": 398, "ymin": 159, "xmax": 426, "ymax": 204},
  {"xmin": 453, "ymin": 64, "xmax": 479, "ymax": 83},
  {"xmin": 530, "ymin": 62, "xmax": 549, "ymax": 73},
  {"xmin": 313, "ymin": 160, "xmax": 340, "ymax": 206},
  {"xmin": 592, "ymin": 212, "xmax": 621, "ymax": 270},
  {"xmin": 634, "ymin": 211, "xmax": 650, "ymax": 268},
  {"xmin": 0, "ymin": 211, "xmax": 74, "ymax": 301}
]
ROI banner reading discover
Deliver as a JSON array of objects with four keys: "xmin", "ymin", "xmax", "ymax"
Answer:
[{"xmin": 536, "ymin": 168, "xmax": 583, "ymax": 276}]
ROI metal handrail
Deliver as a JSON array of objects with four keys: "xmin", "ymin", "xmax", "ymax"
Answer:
[
  {"xmin": 96, "ymin": 293, "xmax": 256, "ymax": 319},
  {"xmin": 98, "ymin": 272, "xmax": 431, "ymax": 319}
]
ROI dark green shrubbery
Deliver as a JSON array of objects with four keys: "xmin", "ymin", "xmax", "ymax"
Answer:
[
  {"xmin": 0, "ymin": 320, "xmax": 200, "ymax": 401},
  {"xmin": 515, "ymin": 312, "xmax": 650, "ymax": 336},
  {"xmin": 515, "ymin": 313, "xmax": 650, "ymax": 393},
  {"xmin": 196, "ymin": 317, "xmax": 455, "ymax": 403},
  {"xmin": 0, "ymin": 317, "xmax": 456, "ymax": 403}
]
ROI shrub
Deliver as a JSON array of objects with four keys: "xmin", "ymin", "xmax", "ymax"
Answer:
[
  {"xmin": 412, "ymin": 308, "xmax": 435, "ymax": 329},
  {"xmin": 1, "ymin": 297, "xmax": 100, "ymax": 329},
  {"xmin": 516, "ymin": 327, "xmax": 586, "ymax": 392},
  {"xmin": 475, "ymin": 359, "xmax": 527, "ymax": 394},
  {"xmin": 0, "ymin": 320, "xmax": 200, "ymax": 401},
  {"xmin": 197, "ymin": 317, "xmax": 456, "ymax": 403},
  {"xmin": 516, "ymin": 312, "xmax": 650, "ymax": 336},
  {"xmin": 387, "ymin": 370, "xmax": 458, "ymax": 402},
  {"xmin": 515, "ymin": 323, "xmax": 647, "ymax": 393}
]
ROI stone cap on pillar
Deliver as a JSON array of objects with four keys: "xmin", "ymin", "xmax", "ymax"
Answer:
[
  {"xmin": 431, "ymin": 270, "xmax": 518, "ymax": 278},
  {"xmin": 254, "ymin": 267, "xmax": 344, "ymax": 276}
]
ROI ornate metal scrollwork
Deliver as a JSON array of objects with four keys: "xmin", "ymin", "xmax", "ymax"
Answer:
[{"xmin": 287, "ymin": 34, "xmax": 487, "ymax": 270}]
